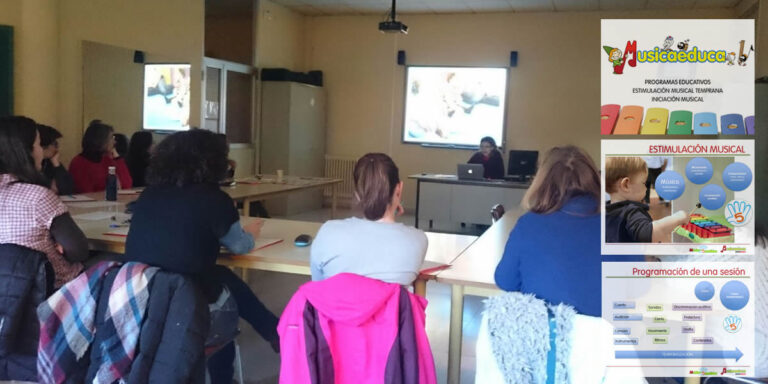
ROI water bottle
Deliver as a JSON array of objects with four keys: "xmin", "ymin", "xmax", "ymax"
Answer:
[{"xmin": 106, "ymin": 166, "xmax": 117, "ymax": 201}]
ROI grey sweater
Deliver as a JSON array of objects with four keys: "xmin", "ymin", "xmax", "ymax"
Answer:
[{"xmin": 310, "ymin": 217, "xmax": 428, "ymax": 285}]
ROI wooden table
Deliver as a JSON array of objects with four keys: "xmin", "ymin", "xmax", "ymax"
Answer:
[
  {"xmin": 69, "ymin": 200, "xmax": 477, "ymax": 293},
  {"xmin": 434, "ymin": 210, "xmax": 521, "ymax": 384},
  {"xmin": 226, "ymin": 176, "xmax": 342, "ymax": 217},
  {"xmin": 78, "ymin": 175, "xmax": 342, "ymax": 218}
]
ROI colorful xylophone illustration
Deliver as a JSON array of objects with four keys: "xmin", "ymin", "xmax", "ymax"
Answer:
[
  {"xmin": 675, "ymin": 214, "xmax": 734, "ymax": 243},
  {"xmin": 601, "ymin": 105, "xmax": 755, "ymax": 135}
]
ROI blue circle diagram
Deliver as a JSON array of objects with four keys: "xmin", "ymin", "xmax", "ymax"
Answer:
[
  {"xmin": 655, "ymin": 170, "xmax": 685, "ymax": 200},
  {"xmin": 699, "ymin": 184, "xmax": 726, "ymax": 210},
  {"xmin": 720, "ymin": 280, "xmax": 750, "ymax": 311},
  {"xmin": 695, "ymin": 281, "xmax": 715, "ymax": 301},
  {"xmin": 722, "ymin": 162, "xmax": 752, "ymax": 192},
  {"xmin": 685, "ymin": 158, "xmax": 713, "ymax": 184}
]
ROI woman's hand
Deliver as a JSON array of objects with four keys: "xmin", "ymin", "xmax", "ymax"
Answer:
[{"xmin": 243, "ymin": 219, "xmax": 264, "ymax": 238}]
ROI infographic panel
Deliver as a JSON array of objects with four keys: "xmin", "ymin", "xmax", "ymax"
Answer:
[
  {"xmin": 602, "ymin": 140, "xmax": 754, "ymax": 255},
  {"xmin": 601, "ymin": 19, "xmax": 754, "ymax": 136},
  {"xmin": 603, "ymin": 262, "xmax": 754, "ymax": 377}
]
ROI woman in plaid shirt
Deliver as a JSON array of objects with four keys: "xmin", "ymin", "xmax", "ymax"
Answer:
[{"xmin": 0, "ymin": 116, "xmax": 90, "ymax": 288}]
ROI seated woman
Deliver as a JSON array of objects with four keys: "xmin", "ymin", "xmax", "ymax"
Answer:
[
  {"xmin": 494, "ymin": 146, "xmax": 642, "ymax": 316},
  {"xmin": 69, "ymin": 120, "xmax": 132, "ymax": 193},
  {"xmin": 126, "ymin": 131, "xmax": 153, "ymax": 187},
  {"xmin": 122, "ymin": 129, "xmax": 278, "ymax": 382},
  {"xmin": 37, "ymin": 124, "xmax": 75, "ymax": 195},
  {"xmin": 311, "ymin": 153, "xmax": 427, "ymax": 285},
  {"xmin": 468, "ymin": 136, "xmax": 505, "ymax": 179},
  {"xmin": 113, "ymin": 133, "xmax": 129, "ymax": 158},
  {"xmin": 0, "ymin": 116, "xmax": 90, "ymax": 288}
]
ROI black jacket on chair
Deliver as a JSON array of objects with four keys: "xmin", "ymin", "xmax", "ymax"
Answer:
[
  {"xmin": 0, "ymin": 244, "xmax": 52, "ymax": 381},
  {"xmin": 83, "ymin": 268, "xmax": 210, "ymax": 383}
]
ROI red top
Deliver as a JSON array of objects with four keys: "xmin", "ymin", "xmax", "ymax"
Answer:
[{"xmin": 69, "ymin": 154, "xmax": 133, "ymax": 193}]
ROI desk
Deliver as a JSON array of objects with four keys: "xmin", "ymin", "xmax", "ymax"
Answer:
[
  {"xmin": 80, "ymin": 175, "xmax": 342, "ymax": 218},
  {"xmin": 435, "ymin": 210, "xmax": 522, "ymax": 384},
  {"xmin": 227, "ymin": 176, "xmax": 341, "ymax": 217},
  {"xmin": 409, "ymin": 174, "xmax": 528, "ymax": 230},
  {"xmin": 70, "ymin": 202, "xmax": 477, "ymax": 293}
]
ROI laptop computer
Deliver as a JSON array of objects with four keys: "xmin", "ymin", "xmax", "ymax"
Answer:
[
  {"xmin": 457, "ymin": 163, "xmax": 485, "ymax": 180},
  {"xmin": 507, "ymin": 150, "xmax": 538, "ymax": 181}
]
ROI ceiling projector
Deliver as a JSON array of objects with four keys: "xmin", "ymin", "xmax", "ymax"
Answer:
[
  {"xmin": 379, "ymin": 20, "xmax": 408, "ymax": 34},
  {"xmin": 379, "ymin": 0, "xmax": 407, "ymax": 34}
]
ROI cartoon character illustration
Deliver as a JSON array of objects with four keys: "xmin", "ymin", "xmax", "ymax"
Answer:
[
  {"xmin": 662, "ymin": 36, "xmax": 674, "ymax": 51},
  {"xmin": 603, "ymin": 45, "xmax": 624, "ymax": 74},
  {"xmin": 739, "ymin": 45, "xmax": 754, "ymax": 66},
  {"xmin": 726, "ymin": 52, "xmax": 736, "ymax": 65},
  {"xmin": 677, "ymin": 39, "xmax": 690, "ymax": 51}
]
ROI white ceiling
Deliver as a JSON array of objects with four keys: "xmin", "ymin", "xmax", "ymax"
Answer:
[{"xmin": 267, "ymin": 0, "xmax": 749, "ymax": 15}]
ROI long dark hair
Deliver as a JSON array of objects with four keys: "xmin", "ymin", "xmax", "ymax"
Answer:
[
  {"xmin": 353, "ymin": 153, "xmax": 400, "ymax": 220},
  {"xmin": 114, "ymin": 133, "xmax": 128, "ymax": 158},
  {"xmin": 146, "ymin": 129, "xmax": 229, "ymax": 187},
  {"xmin": 37, "ymin": 124, "xmax": 62, "ymax": 147},
  {"xmin": 81, "ymin": 120, "xmax": 114, "ymax": 162},
  {"xmin": 127, "ymin": 131, "xmax": 153, "ymax": 162},
  {"xmin": 0, "ymin": 116, "xmax": 47, "ymax": 186}
]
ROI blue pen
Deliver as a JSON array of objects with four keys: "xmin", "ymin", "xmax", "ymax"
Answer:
[{"xmin": 109, "ymin": 224, "xmax": 129, "ymax": 228}]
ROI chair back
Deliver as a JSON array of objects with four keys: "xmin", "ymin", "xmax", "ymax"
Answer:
[
  {"xmin": 490, "ymin": 204, "xmax": 505, "ymax": 223},
  {"xmin": 0, "ymin": 244, "xmax": 51, "ymax": 381}
]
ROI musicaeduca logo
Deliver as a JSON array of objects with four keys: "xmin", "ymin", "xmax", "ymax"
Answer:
[{"xmin": 602, "ymin": 37, "xmax": 754, "ymax": 74}]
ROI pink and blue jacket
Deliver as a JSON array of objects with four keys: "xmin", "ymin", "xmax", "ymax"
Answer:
[{"xmin": 278, "ymin": 273, "xmax": 437, "ymax": 384}]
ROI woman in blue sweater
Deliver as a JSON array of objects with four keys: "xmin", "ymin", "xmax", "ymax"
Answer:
[{"xmin": 494, "ymin": 146, "xmax": 641, "ymax": 316}]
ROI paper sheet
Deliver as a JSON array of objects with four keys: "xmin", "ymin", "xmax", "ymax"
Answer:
[
  {"xmin": 60, "ymin": 194, "xmax": 95, "ymax": 202},
  {"xmin": 103, "ymin": 226, "xmax": 130, "ymax": 236},
  {"xmin": 64, "ymin": 201, "xmax": 119, "ymax": 209},
  {"xmin": 71, "ymin": 211, "xmax": 115, "ymax": 221}
]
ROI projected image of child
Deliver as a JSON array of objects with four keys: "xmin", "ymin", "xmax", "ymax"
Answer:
[
  {"xmin": 404, "ymin": 67, "xmax": 505, "ymax": 146},
  {"xmin": 144, "ymin": 65, "xmax": 191, "ymax": 130}
]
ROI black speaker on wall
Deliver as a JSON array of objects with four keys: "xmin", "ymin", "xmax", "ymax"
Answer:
[
  {"xmin": 509, "ymin": 51, "xmax": 518, "ymax": 67},
  {"xmin": 133, "ymin": 50, "xmax": 145, "ymax": 63},
  {"xmin": 397, "ymin": 50, "xmax": 406, "ymax": 66}
]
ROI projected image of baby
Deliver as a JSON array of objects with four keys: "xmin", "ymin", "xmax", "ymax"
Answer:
[
  {"xmin": 403, "ymin": 68, "xmax": 506, "ymax": 144},
  {"xmin": 144, "ymin": 65, "xmax": 191, "ymax": 129}
]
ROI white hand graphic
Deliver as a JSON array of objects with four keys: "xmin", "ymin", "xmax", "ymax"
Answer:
[{"xmin": 725, "ymin": 200, "xmax": 751, "ymax": 226}]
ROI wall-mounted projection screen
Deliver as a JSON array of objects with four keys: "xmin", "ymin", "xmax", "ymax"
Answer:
[{"xmin": 403, "ymin": 66, "xmax": 507, "ymax": 147}]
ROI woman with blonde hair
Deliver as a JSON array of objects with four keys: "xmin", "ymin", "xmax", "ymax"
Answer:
[{"xmin": 494, "ymin": 146, "xmax": 642, "ymax": 316}]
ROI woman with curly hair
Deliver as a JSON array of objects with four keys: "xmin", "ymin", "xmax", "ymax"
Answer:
[{"xmin": 123, "ymin": 129, "xmax": 278, "ymax": 382}]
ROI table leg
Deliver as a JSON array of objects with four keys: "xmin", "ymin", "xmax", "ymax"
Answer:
[
  {"xmin": 414, "ymin": 180, "xmax": 420, "ymax": 228},
  {"xmin": 413, "ymin": 278, "xmax": 427, "ymax": 297},
  {"xmin": 331, "ymin": 185, "xmax": 337, "ymax": 219},
  {"xmin": 448, "ymin": 284, "xmax": 464, "ymax": 384},
  {"xmin": 243, "ymin": 198, "xmax": 251, "ymax": 217}
]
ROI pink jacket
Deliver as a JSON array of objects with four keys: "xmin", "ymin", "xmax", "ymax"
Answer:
[{"xmin": 278, "ymin": 273, "xmax": 437, "ymax": 384}]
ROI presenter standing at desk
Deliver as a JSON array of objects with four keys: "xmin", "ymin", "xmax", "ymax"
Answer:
[{"xmin": 467, "ymin": 136, "xmax": 504, "ymax": 179}]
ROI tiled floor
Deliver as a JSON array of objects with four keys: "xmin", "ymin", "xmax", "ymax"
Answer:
[{"xmin": 237, "ymin": 207, "xmax": 486, "ymax": 384}]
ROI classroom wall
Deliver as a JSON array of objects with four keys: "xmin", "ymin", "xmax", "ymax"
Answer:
[
  {"xmin": 758, "ymin": 0, "xmax": 767, "ymax": 77},
  {"xmin": 13, "ymin": 0, "xmax": 58, "ymax": 127},
  {"xmin": 256, "ymin": 0, "xmax": 305, "ymax": 70},
  {"xmin": 82, "ymin": 41, "xmax": 143, "ymax": 137},
  {"xmin": 205, "ymin": 0, "xmax": 253, "ymax": 65},
  {"xmin": 56, "ymin": 0, "xmax": 204, "ymax": 164},
  {"xmin": 304, "ymin": 8, "xmax": 738, "ymax": 209}
]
